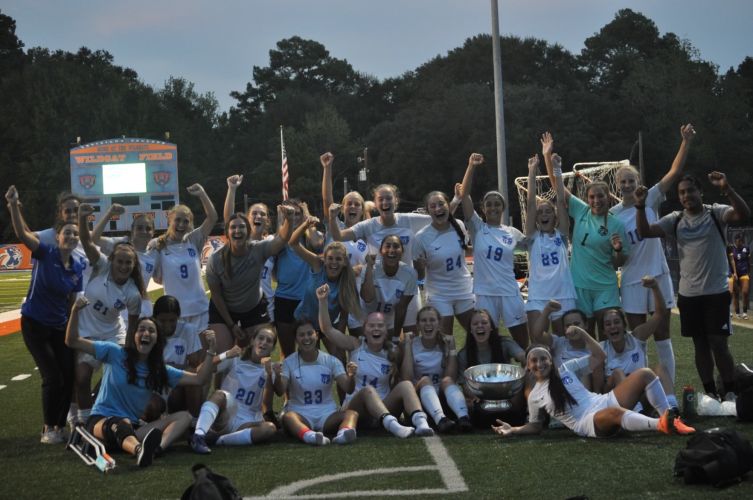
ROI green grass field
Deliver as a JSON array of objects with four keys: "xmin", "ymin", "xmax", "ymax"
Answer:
[
  {"xmin": 0, "ymin": 271, "xmax": 33, "ymax": 313},
  {"xmin": 1, "ymin": 300, "xmax": 752, "ymax": 499}
]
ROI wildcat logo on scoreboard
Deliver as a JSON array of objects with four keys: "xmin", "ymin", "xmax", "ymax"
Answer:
[
  {"xmin": 153, "ymin": 171, "xmax": 171, "ymax": 186},
  {"xmin": 78, "ymin": 175, "xmax": 97, "ymax": 190}
]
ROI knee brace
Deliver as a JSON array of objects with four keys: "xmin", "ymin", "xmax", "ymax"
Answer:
[{"xmin": 103, "ymin": 417, "xmax": 136, "ymax": 448}]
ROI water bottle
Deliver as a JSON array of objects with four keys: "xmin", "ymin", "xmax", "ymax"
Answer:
[{"xmin": 682, "ymin": 385, "xmax": 696, "ymax": 419}]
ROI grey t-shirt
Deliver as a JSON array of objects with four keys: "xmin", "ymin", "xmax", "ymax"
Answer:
[
  {"xmin": 656, "ymin": 204, "xmax": 731, "ymax": 296},
  {"xmin": 456, "ymin": 337, "xmax": 524, "ymax": 385},
  {"xmin": 205, "ymin": 239, "xmax": 274, "ymax": 312}
]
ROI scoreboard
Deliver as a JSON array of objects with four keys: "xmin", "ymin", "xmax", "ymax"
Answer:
[{"xmin": 70, "ymin": 138, "xmax": 179, "ymax": 232}]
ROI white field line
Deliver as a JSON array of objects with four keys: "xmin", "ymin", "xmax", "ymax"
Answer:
[
  {"xmin": 11, "ymin": 374, "xmax": 31, "ymax": 381},
  {"xmin": 0, "ymin": 385, "xmax": 6, "ymax": 390},
  {"xmin": 245, "ymin": 436, "xmax": 468, "ymax": 499}
]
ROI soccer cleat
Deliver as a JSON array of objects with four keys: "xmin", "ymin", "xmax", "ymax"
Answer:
[
  {"xmin": 190, "ymin": 433, "xmax": 211, "ymax": 455},
  {"xmin": 457, "ymin": 416, "xmax": 473, "ymax": 433},
  {"xmin": 136, "ymin": 428, "xmax": 162, "ymax": 467},
  {"xmin": 658, "ymin": 408, "xmax": 696, "ymax": 435},
  {"xmin": 671, "ymin": 415, "xmax": 696, "ymax": 435},
  {"xmin": 40, "ymin": 428, "xmax": 65, "ymax": 445},
  {"xmin": 742, "ymin": 313, "xmax": 749, "ymax": 320},
  {"xmin": 436, "ymin": 417, "xmax": 456, "ymax": 434}
]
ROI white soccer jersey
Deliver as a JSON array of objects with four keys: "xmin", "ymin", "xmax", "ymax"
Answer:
[
  {"xmin": 78, "ymin": 256, "xmax": 141, "ymax": 342},
  {"xmin": 98, "ymin": 236, "xmax": 155, "ymax": 288},
  {"xmin": 151, "ymin": 228, "xmax": 208, "ymax": 317},
  {"xmin": 217, "ymin": 358, "xmax": 268, "ymax": 424},
  {"xmin": 410, "ymin": 337, "xmax": 444, "ymax": 388},
  {"xmin": 467, "ymin": 213, "xmax": 526, "ymax": 296},
  {"xmin": 163, "ymin": 320, "xmax": 203, "ymax": 368},
  {"xmin": 601, "ymin": 332, "xmax": 648, "ymax": 377},
  {"xmin": 37, "ymin": 228, "xmax": 92, "ymax": 286},
  {"xmin": 414, "ymin": 222, "xmax": 473, "ymax": 299},
  {"xmin": 343, "ymin": 341, "xmax": 393, "ymax": 404},
  {"xmin": 551, "ymin": 335, "xmax": 591, "ymax": 368},
  {"xmin": 527, "ymin": 356, "xmax": 597, "ymax": 431},
  {"xmin": 361, "ymin": 261, "xmax": 418, "ymax": 328},
  {"xmin": 351, "ymin": 213, "xmax": 431, "ymax": 264},
  {"xmin": 527, "ymin": 230, "xmax": 577, "ymax": 301},
  {"xmin": 282, "ymin": 351, "xmax": 345, "ymax": 415},
  {"xmin": 260, "ymin": 235, "xmax": 275, "ymax": 301},
  {"xmin": 612, "ymin": 183, "xmax": 671, "ymax": 285}
]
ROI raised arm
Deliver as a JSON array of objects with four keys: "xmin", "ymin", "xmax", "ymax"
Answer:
[
  {"xmin": 442, "ymin": 334, "xmax": 459, "ymax": 380},
  {"xmin": 177, "ymin": 330, "xmax": 217, "ymax": 386},
  {"xmin": 266, "ymin": 205, "xmax": 294, "ymax": 256},
  {"xmin": 632, "ymin": 276, "xmax": 667, "ymax": 342},
  {"xmin": 337, "ymin": 361, "xmax": 358, "ymax": 394},
  {"xmin": 91, "ymin": 203, "xmax": 125, "ymax": 247},
  {"xmin": 634, "ymin": 186, "xmax": 666, "ymax": 238},
  {"xmin": 327, "ymin": 203, "xmax": 357, "ymax": 242},
  {"xmin": 529, "ymin": 300, "xmax": 560, "ymax": 347},
  {"xmin": 186, "ymin": 183, "xmax": 218, "ymax": 237},
  {"xmin": 525, "ymin": 154, "xmax": 540, "ymax": 236},
  {"xmin": 300, "ymin": 202, "xmax": 324, "ymax": 251},
  {"xmin": 708, "ymin": 171, "xmax": 751, "ymax": 224},
  {"xmin": 658, "ymin": 124, "xmax": 695, "ymax": 193},
  {"xmin": 78, "ymin": 204, "xmax": 101, "ymax": 265},
  {"xmin": 5, "ymin": 186, "xmax": 40, "ymax": 252},
  {"xmin": 460, "ymin": 153, "xmax": 484, "ymax": 221},
  {"xmin": 566, "ymin": 325, "xmax": 606, "ymax": 372},
  {"xmin": 223, "ymin": 175, "xmax": 243, "ymax": 224},
  {"xmin": 65, "ymin": 297, "xmax": 96, "ymax": 355},
  {"xmin": 320, "ymin": 152, "xmax": 335, "ymax": 218},
  {"xmin": 552, "ymin": 154, "xmax": 570, "ymax": 237},
  {"xmin": 317, "ymin": 284, "xmax": 359, "ymax": 351},
  {"xmin": 272, "ymin": 362, "xmax": 286, "ymax": 396},
  {"xmin": 400, "ymin": 332, "xmax": 416, "ymax": 382},
  {"xmin": 289, "ymin": 215, "xmax": 322, "ymax": 271},
  {"xmin": 359, "ymin": 255, "xmax": 376, "ymax": 303},
  {"xmin": 541, "ymin": 132, "xmax": 571, "ymax": 201}
]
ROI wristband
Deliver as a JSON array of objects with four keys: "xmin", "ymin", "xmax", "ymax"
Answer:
[
  {"xmin": 219, "ymin": 352, "xmax": 228, "ymax": 361},
  {"xmin": 451, "ymin": 195, "xmax": 462, "ymax": 206}
]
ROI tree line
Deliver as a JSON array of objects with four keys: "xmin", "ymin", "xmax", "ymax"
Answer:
[{"xmin": 1, "ymin": 8, "xmax": 752, "ymax": 240}]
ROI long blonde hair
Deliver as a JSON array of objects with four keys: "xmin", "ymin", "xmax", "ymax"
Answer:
[
  {"xmin": 156, "ymin": 204, "xmax": 194, "ymax": 250},
  {"xmin": 325, "ymin": 241, "xmax": 362, "ymax": 320}
]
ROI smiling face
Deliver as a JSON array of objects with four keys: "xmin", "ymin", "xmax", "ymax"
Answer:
[
  {"xmin": 364, "ymin": 312, "xmax": 387, "ymax": 351},
  {"xmin": 426, "ymin": 193, "xmax": 449, "ymax": 226},
  {"xmin": 536, "ymin": 201, "xmax": 556, "ymax": 232},
  {"xmin": 168, "ymin": 206, "xmax": 193, "ymax": 238},
  {"xmin": 617, "ymin": 167, "xmax": 640, "ymax": 198},
  {"xmin": 374, "ymin": 187, "xmax": 397, "ymax": 217},
  {"xmin": 56, "ymin": 223, "xmax": 80, "ymax": 251},
  {"xmin": 677, "ymin": 179, "xmax": 703, "ymax": 213},
  {"xmin": 482, "ymin": 194, "xmax": 505, "ymax": 225},
  {"xmin": 602, "ymin": 309, "xmax": 626, "ymax": 344},
  {"xmin": 527, "ymin": 348, "xmax": 553, "ymax": 381},
  {"xmin": 110, "ymin": 245, "xmax": 137, "ymax": 285},
  {"xmin": 59, "ymin": 198, "xmax": 80, "ymax": 224},
  {"xmin": 587, "ymin": 185, "xmax": 609, "ymax": 215},
  {"xmin": 380, "ymin": 235, "xmax": 403, "ymax": 267},
  {"xmin": 227, "ymin": 216, "xmax": 250, "ymax": 245},
  {"xmin": 470, "ymin": 311, "xmax": 492, "ymax": 345},
  {"xmin": 131, "ymin": 216, "xmax": 154, "ymax": 246},
  {"xmin": 247, "ymin": 204, "xmax": 269, "ymax": 237},
  {"xmin": 417, "ymin": 308, "xmax": 440, "ymax": 341},
  {"xmin": 342, "ymin": 193, "xmax": 364, "ymax": 226},
  {"xmin": 295, "ymin": 323, "xmax": 319, "ymax": 352},
  {"xmin": 251, "ymin": 327, "xmax": 277, "ymax": 360},
  {"xmin": 134, "ymin": 319, "xmax": 159, "ymax": 356},
  {"xmin": 323, "ymin": 245, "xmax": 347, "ymax": 280}
]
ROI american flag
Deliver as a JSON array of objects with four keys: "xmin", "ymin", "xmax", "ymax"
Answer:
[{"xmin": 280, "ymin": 126, "xmax": 289, "ymax": 201}]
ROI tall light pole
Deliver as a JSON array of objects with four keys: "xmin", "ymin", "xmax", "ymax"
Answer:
[{"xmin": 491, "ymin": 0, "xmax": 509, "ymax": 225}]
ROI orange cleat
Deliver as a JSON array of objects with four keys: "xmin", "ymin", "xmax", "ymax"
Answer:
[{"xmin": 658, "ymin": 408, "xmax": 696, "ymax": 435}]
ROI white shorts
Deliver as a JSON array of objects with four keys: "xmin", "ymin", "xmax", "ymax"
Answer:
[
  {"xmin": 427, "ymin": 296, "xmax": 475, "ymax": 317},
  {"xmin": 403, "ymin": 294, "xmax": 421, "ymax": 328},
  {"xmin": 475, "ymin": 294, "xmax": 527, "ymax": 328},
  {"xmin": 182, "ymin": 311, "xmax": 209, "ymax": 333},
  {"xmin": 525, "ymin": 298, "xmax": 577, "ymax": 320},
  {"xmin": 284, "ymin": 404, "xmax": 338, "ymax": 432},
  {"xmin": 573, "ymin": 390, "xmax": 620, "ymax": 438},
  {"xmin": 620, "ymin": 273, "xmax": 675, "ymax": 314},
  {"xmin": 215, "ymin": 390, "xmax": 264, "ymax": 433}
]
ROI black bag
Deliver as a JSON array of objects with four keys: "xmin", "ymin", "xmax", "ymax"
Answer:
[
  {"xmin": 181, "ymin": 463, "xmax": 242, "ymax": 500},
  {"xmin": 674, "ymin": 427, "xmax": 753, "ymax": 488},
  {"xmin": 735, "ymin": 362, "xmax": 753, "ymax": 393},
  {"xmin": 737, "ymin": 387, "xmax": 753, "ymax": 422}
]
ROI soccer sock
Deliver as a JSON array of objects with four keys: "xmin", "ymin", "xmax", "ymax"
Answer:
[
  {"xmin": 666, "ymin": 393, "xmax": 679, "ymax": 409},
  {"xmin": 216, "ymin": 428, "xmax": 252, "ymax": 446},
  {"xmin": 443, "ymin": 384, "xmax": 469, "ymax": 418},
  {"xmin": 195, "ymin": 401, "xmax": 220, "ymax": 436},
  {"xmin": 411, "ymin": 411, "xmax": 432, "ymax": 433},
  {"xmin": 644, "ymin": 377, "xmax": 670, "ymax": 414},
  {"xmin": 77, "ymin": 408, "xmax": 91, "ymax": 422},
  {"xmin": 620, "ymin": 410, "xmax": 657, "ymax": 432},
  {"xmin": 419, "ymin": 385, "xmax": 445, "ymax": 424},
  {"xmin": 381, "ymin": 414, "xmax": 413, "ymax": 439},
  {"xmin": 655, "ymin": 339, "xmax": 676, "ymax": 385},
  {"xmin": 333, "ymin": 427, "xmax": 356, "ymax": 444}
]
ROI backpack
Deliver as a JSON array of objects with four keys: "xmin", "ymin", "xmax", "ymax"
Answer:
[
  {"xmin": 181, "ymin": 463, "xmax": 242, "ymax": 500},
  {"xmin": 674, "ymin": 427, "xmax": 753, "ymax": 488}
]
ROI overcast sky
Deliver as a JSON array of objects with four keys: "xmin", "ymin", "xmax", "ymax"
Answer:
[{"xmin": 4, "ymin": 1, "xmax": 752, "ymax": 112}]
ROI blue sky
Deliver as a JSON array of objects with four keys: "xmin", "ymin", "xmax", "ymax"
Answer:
[{"xmin": 4, "ymin": 1, "xmax": 752, "ymax": 112}]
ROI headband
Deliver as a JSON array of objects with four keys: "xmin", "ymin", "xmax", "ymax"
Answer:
[{"xmin": 526, "ymin": 346, "xmax": 552, "ymax": 362}]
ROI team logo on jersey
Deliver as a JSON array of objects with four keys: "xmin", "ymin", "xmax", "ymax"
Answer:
[
  {"xmin": 153, "ymin": 171, "xmax": 171, "ymax": 186},
  {"xmin": 78, "ymin": 174, "xmax": 96, "ymax": 190},
  {"xmin": 320, "ymin": 373, "xmax": 331, "ymax": 384},
  {"xmin": 145, "ymin": 263, "xmax": 154, "ymax": 273},
  {"xmin": 175, "ymin": 345, "xmax": 185, "ymax": 355},
  {"xmin": 381, "ymin": 364, "xmax": 390, "ymax": 374},
  {"xmin": 113, "ymin": 299, "xmax": 125, "ymax": 311},
  {"xmin": 400, "ymin": 236, "xmax": 409, "ymax": 245},
  {"xmin": 554, "ymin": 237, "xmax": 563, "ymax": 246},
  {"xmin": 598, "ymin": 225, "xmax": 608, "ymax": 236},
  {"xmin": 187, "ymin": 248, "xmax": 196, "ymax": 257},
  {"xmin": 395, "ymin": 289, "xmax": 404, "ymax": 299},
  {"xmin": 562, "ymin": 375, "xmax": 573, "ymax": 385},
  {"xmin": 357, "ymin": 241, "xmax": 367, "ymax": 252},
  {"xmin": 502, "ymin": 236, "xmax": 513, "ymax": 245},
  {"xmin": 0, "ymin": 246, "xmax": 23, "ymax": 269},
  {"xmin": 631, "ymin": 353, "xmax": 640, "ymax": 363},
  {"xmin": 258, "ymin": 376, "xmax": 266, "ymax": 388}
]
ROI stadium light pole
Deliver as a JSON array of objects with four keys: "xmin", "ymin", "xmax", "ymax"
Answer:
[{"xmin": 491, "ymin": 0, "xmax": 509, "ymax": 225}]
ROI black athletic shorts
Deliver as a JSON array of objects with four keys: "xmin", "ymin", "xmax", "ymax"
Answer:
[
  {"xmin": 274, "ymin": 296, "xmax": 301, "ymax": 324},
  {"xmin": 677, "ymin": 291, "xmax": 731, "ymax": 338},
  {"xmin": 209, "ymin": 297, "xmax": 270, "ymax": 328}
]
